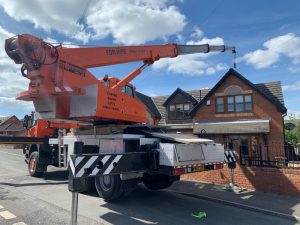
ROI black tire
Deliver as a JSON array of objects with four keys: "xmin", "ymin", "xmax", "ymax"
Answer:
[
  {"xmin": 28, "ymin": 152, "xmax": 46, "ymax": 177},
  {"xmin": 143, "ymin": 174, "xmax": 174, "ymax": 191},
  {"xmin": 95, "ymin": 175, "xmax": 124, "ymax": 201}
]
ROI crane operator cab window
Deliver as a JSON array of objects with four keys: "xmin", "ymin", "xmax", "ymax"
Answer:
[{"xmin": 120, "ymin": 85, "xmax": 134, "ymax": 97}]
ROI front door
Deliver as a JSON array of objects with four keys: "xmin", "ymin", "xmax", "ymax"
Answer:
[{"xmin": 226, "ymin": 135, "xmax": 262, "ymax": 166}]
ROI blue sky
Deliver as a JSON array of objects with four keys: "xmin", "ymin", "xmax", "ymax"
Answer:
[{"xmin": 0, "ymin": 0, "xmax": 299, "ymax": 119}]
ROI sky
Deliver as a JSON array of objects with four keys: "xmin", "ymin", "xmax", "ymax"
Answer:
[{"xmin": 0, "ymin": 0, "xmax": 299, "ymax": 119}]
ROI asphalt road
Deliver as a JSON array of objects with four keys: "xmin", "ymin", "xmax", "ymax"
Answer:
[{"xmin": 0, "ymin": 147, "xmax": 298, "ymax": 225}]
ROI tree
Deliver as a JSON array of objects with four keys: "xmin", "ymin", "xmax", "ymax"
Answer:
[{"xmin": 285, "ymin": 114, "xmax": 300, "ymax": 146}]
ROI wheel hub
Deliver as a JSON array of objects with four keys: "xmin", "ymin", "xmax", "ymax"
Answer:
[{"xmin": 100, "ymin": 175, "xmax": 112, "ymax": 191}]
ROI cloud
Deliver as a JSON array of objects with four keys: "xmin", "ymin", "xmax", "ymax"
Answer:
[
  {"xmin": 88, "ymin": 0, "xmax": 186, "ymax": 45},
  {"xmin": 239, "ymin": 33, "xmax": 300, "ymax": 69},
  {"xmin": 282, "ymin": 81, "xmax": 300, "ymax": 91},
  {"xmin": 190, "ymin": 26, "xmax": 204, "ymax": 39},
  {"xmin": 152, "ymin": 36, "xmax": 228, "ymax": 76},
  {"xmin": 0, "ymin": 0, "xmax": 186, "ymax": 44},
  {"xmin": 0, "ymin": 97, "xmax": 33, "ymax": 109},
  {"xmin": 0, "ymin": 26, "xmax": 33, "ymax": 113},
  {"xmin": 44, "ymin": 37, "xmax": 80, "ymax": 48}
]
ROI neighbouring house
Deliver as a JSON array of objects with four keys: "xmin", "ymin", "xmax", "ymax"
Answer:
[
  {"xmin": 151, "ymin": 68, "xmax": 287, "ymax": 164},
  {"xmin": 0, "ymin": 116, "xmax": 25, "ymax": 136}
]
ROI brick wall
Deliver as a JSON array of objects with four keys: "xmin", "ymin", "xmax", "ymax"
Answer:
[{"xmin": 182, "ymin": 165, "xmax": 300, "ymax": 196}]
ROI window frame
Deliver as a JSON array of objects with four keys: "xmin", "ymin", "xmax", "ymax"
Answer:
[
  {"xmin": 168, "ymin": 103, "xmax": 191, "ymax": 120},
  {"xmin": 215, "ymin": 94, "xmax": 253, "ymax": 114},
  {"xmin": 216, "ymin": 97, "xmax": 225, "ymax": 113}
]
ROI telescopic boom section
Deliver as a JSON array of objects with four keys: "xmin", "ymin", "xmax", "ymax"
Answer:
[{"xmin": 58, "ymin": 43, "xmax": 235, "ymax": 69}]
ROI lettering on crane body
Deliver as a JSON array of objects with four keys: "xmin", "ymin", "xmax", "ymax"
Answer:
[
  {"xmin": 60, "ymin": 60, "xmax": 85, "ymax": 77},
  {"xmin": 106, "ymin": 49, "xmax": 126, "ymax": 55},
  {"xmin": 102, "ymin": 91, "xmax": 120, "ymax": 112}
]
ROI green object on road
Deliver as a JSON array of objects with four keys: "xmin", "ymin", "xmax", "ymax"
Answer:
[{"xmin": 192, "ymin": 211, "xmax": 207, "ymax": 219}]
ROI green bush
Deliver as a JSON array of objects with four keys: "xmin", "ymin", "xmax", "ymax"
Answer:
[{"xmin": 285, "ymin": 114, "xmax": 300, "ymax": 146}]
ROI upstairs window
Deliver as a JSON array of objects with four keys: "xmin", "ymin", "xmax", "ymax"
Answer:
[
  {"xmin": 169, "ymin": 103, "xmax": 191, "ymax": 119},
  {"xmin": 216, "ymin": 94, "xmax": 252, "ymax": 113},
  {"xmin": 216, "ymin": 97, "xmax": 224, "ymax": 113}
]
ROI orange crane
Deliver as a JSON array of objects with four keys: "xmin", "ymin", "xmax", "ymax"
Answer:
[
  {"xmin": 3, "ymin": 34, "xmax": 236, "ymax": 201},
  {"xmin": 5, "ymin": 34, "xmax": 235, "ymax": 124}
]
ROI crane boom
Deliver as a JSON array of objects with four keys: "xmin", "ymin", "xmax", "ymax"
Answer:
[
  {"xmin": 57, "ymin": 43, "xmax": 235, "ymax": 68},
  {"xmin": 5, "ymin": 34, "xmax": 236, "ymax": 123}
]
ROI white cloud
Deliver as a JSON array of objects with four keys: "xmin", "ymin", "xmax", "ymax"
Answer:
[
  {"xmin": 88, "ymin": 0, "xmax": 186, "ymax": 45},
  {"xmin": 190, "ymin": 26, "xmax": 203, "ymax": 39},
  {"xmin": 282, "ymin": 81, "xmax": 300, "ymax": 91},
  {"xmin": 152, "ymin": 36, "xmax": 228, "ymax": 76},
  {"xmin": 239, "ymin": 33, "xmax": 300, "ymax": 69},
  {"xmin": 0, "ymin": 26, "xmax": 33, "ymax": 113},
  {"xmin": 0, "ymin": 97, "xmax": 33, "ymax": 109},
  {"xmin": 0, "ymin": 0, "xmax": 186, "ymax": 44},
  {"xmin": 186, "ymin": 37, "xmax": 224, "ymax": 46},
  {"xmin": 44, "ymin": 37, "xmax": 80, "ymax": 48}
]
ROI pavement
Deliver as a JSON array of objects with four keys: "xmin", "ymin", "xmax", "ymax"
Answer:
[
  {"xmin": 0, "ymin": 147, "xmax": 300, "ymax": 225},
  {"xmin": 167, "ymin": 180, "xmax": 300, "ymax": 222}
]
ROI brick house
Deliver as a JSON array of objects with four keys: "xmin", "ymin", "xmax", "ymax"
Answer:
[
  {"xmin": 151, "ymin": 68, "xmax": 287, "ymax": 163},
  {"xmin": 0, "ymin": 116, "xmax": 25, "ymax": 136},
  {"xmin": 141, "ymin": 68, "xmax": 298, "ymax": 195}
]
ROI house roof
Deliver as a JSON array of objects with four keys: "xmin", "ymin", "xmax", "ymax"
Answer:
[
  {"xmin": 151, "ymin": 69, "xmax": 286, "ymax": 124},
  {"xmin": 152, "ymin": 89, "xmax": 211, "ymax": 124},
  {"xmin": 152, "ymin": 95, "xmax": 169, "ymax": 124},
  {"xmin": 0, "ymin": 115, "xmax": 24, "ymax": 132},
  {"xmin": 135, "ymin": 91, "xmax": 162, "ymax": 119},
  {"xmin": 0, "ymin": 122, "xmax": 24, "ymax": 132},
  {"xmin": 189, "ymin": 68, "xmax": 287, "ymax": 116},
  {"xmin": 0, "ymin": 116, "xmax": 13, "ymax": 125},
  {"xmin": 162, "ymin": 88, "xmax": 198, "ymax": 107}
]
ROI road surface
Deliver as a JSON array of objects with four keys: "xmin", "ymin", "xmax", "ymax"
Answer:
[{"xmin": 0, "ymin": 147, "xmax": 297, "ymax": 225}]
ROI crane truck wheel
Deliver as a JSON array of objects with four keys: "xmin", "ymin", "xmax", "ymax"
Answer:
[
  {"xmin": 95, "ymin": 174, "xmax": 124, "ymax": 201},
  {"xmin": 28, "ymin": 152, "xmax": 46, "ymax": 177},
  {"xmin": 143, "ymin": 174, "xmax": 175, "ymax": 191}
]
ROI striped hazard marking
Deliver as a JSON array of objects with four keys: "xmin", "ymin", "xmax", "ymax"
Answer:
[
  {"xmin": 69, "ymin": 154, "xmax": 123, "ymax": 178},
  {"xmin": 0, "ymin": 204, "xmax": 27, "ymax": 224}
]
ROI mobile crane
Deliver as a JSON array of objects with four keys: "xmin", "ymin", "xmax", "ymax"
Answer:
[{"xmin": 4, "ymin": 34, "xmax": 235, "ymax": 200}]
